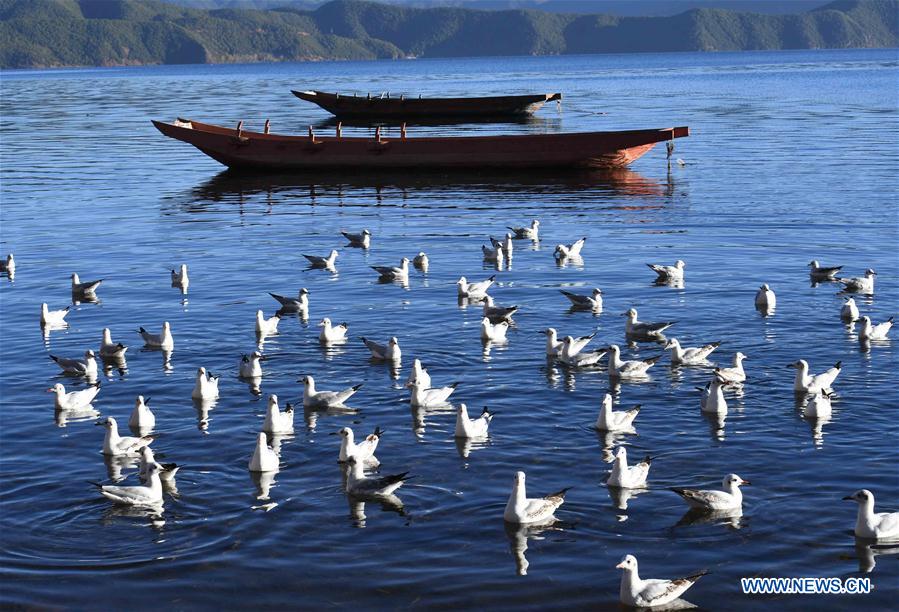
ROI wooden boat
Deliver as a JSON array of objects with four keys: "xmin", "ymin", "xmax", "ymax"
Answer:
[
  {"xmin": 292, "ymin": 90, "xmax": 562, "ymax": 119},
  {"xmin": 151, "ymin": 118, "xmax": 689, "ymax": 171}
]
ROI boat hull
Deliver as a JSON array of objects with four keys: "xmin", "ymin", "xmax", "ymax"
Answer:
[
  {"xmin": 292, "ymin": 90, "xmax": 562, "ymax": 119},
  {"xmin": 152, "ymin": 119, "xmax": 689, "ymax": 172}
]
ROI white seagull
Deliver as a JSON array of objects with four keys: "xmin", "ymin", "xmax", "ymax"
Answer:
[
  {"xmin": 507, "ymin": 219, "xmax": 539, "ymax": 240},
  {"xmin": 838, "ymin": 269, "xmax": 876, "ymax": 294},
  {"xmin": 262, "ymin": 394, "xmax": 294, "ymax": 434},
  {"xmin": 335, "ymin": 426, "xmax": 383, "ymax": 465},
  {"xmin": 40, "ymin": 303, "xmax": 69, "ymax": 326},
  {"xmin": 483, "ymin": 295, "xmax": 518, "ymax": 323},
  {"xmin": 714, "ymin": 352, "xmax": 747, "ymax": 384},
  {"xmin": 371, "ymin": 257, "xmax": 409, "ymax": 281},
  {"xmin": 99, "ymin": 328, "xmax": 127, "ymax": 359},
  {"xmin": 457, "ymin": 275, "xmax": 495, "ymax": 299},
  {"xmin": 481, "ymin": 243, "xmax": 504, "ymax": 263},
  {"xmin": 647, "ymin": 259, "xmax": 686, "ymax": 282},
  {"xmin": 808, "ymin": 260, "xmax": 842, "ymax": 279},
  {"xmin": 490, "ymin": 233, "xmax": 514, "ymax": 257},
  {"xmin": 47, "ymin": 382, "xmax": 99, "ymax": 410},
  {"xmin": 700, "ymin": 374, "xmax": 728, "ymax": 414},
  {"xmin": 318, "ymin": 318, "xmax": 349, "ymax": 343},
  {"xmin": 139, "ymin": 321, "xmax": 174, "ymax": 349},
  {"xmin": 805, "ymin": 389, "xmax": 833, "ymax": 419},
  {"xmin": 608, "ymin": 447, "xmax": 652, "ymax": 488},
  {"xmin": 787, "ymin": 359, "xmax": 841, "ymax": 394},
  {"xmin": 171, "ymin": 264, "xmax": 189, "ymax": 287},
  {"xmin": 553, "ymin": 237, "xmax": 586, "ymax": 259},
  {"xmin": 406, "ymin": 358, "xmax": 431, "ymax": 389},
  {"xmin": 755, "ymin": 284, "xmax": 776, "ymax": 309},
  {"xmin": 1, "ymin": 253, "xmax": 14, "ymax": 275},
  {"xmin": 361, "ymin": 336, "xmax": 402, "ymax": 361},
  {"xmin": 607, "ymin": 345, "xmax": 660, "ymax": 379},
  {"xmin": 345, "ymin": 456, "xmax": 411, "ymax": 496},
  {"xmin": 270, "ymin": 288, "xmax": 309, "ymax": 312},
  {"xmin": 249, "ymin": 432, "xmax": 279, "ymax": 472},
  {"xmin": 616, "ymin": 555, "xmax": 707, "ymax": 609},
  {"xmin": 455, "ymin": 404, "xmax": 494, "ymax": 438},
  {"xmin": 255, "ymin": 310, "xmax": 281, "ymax": 336},
  {"xmin": 93, "ymin": 463, "xmax": 163, "ymax": 506},
  {"xmin": 595, "ymin": 393, "xmax": 640, "ymax": 432},
  {"xmin": 303, "ymin": 249, "xmax": 339, "ymax": 268},
  {"xmin": 843, "ymin": 489, "xmax": 899, "ymax": 540},
  {"xmin": 624, "ymin": 308, "xmax": 675, "ymax": 339},
  {"xmin": 191, "ymin": 367, "xmax": 220, "ymax": 400},
  {"xmin": 559, "ymin": 336, "xmax": 606, "ymax": 367},
  {"xmin": 840, "ymin": 297, "xmax": 860, "ymax": 322},
  {"xmin": 301, "ymin": 375, "xmax": 362, "ymax": 408},
  {"xmin": 341, "ymin": 229, "xmax": 371, "ymax": 248},
  {"xmin": 128, "ymin": 395, "xmax": 155, "ymax": 431},
  {"xmin": 560, "ymin": 288, "xmax": 602, "ymax": 310},
  {"xmin": 543, "ymin": 328, "xmax": 595, "ymax": 357},
  {"xmin": 138, "ymin": 446, "xmax": 180, "ymax": 482},
  {"xmin": 503, "ymin": 471, "xmax": 569, "ymax": 525},
  {"xmin": 480, "ymin": 317, "xmax": 509, "ymax": 342},
  {"xmin": 407, "ymin": 381, "xmax": 459, "ymax": 408},
  {"xmin": 71, "ymin": 272, "xmax": 103, "ymax": 295},
  {"xmin": 665, "ymin": 338, "xmax": 720, "ymax": 365},
  {"xmin": 50, "ymin": 349, "xmax": 98, "ymax": 377},
  {"xmin": 671, "ymin": 474, "xmax": 750, "ymax": 511},
  {"xmin": 98, "ymin": 416, "xmax": 153, "ymax": 456},
  {"xmin": 413, "ymin": 252, "xmax": 429, "ymax": 269},
  {"xmin": 859, "ymin": 316, "xmax": 893, "ymax": 341},
  {"xmin": 239, "ymin": 351, "xmax": 264, "ymax": 377}
]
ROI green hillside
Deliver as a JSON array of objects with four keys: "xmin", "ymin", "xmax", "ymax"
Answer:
[{"xmin": 0, "ymin": 0, "xmax": 895, "ymax": 69}]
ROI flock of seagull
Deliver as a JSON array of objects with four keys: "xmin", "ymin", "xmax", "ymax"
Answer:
[{"xmin": 5, "ymin": 222, "xmax": 897, "ymax": 608}]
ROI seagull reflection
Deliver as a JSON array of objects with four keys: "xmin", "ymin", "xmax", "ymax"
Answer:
[
  {"xmin": 674, "ymin": 507, "xmax": 744, "ymax": 530},
  {"xmin": 250, "ymin": 469, "xmax": 278, "ymax": 500},
  {"xmin": 702, "ymin": 412, "xmax": 726, "ymax": 442},
  {"xmin": 101, "ymin": 502, "xmax": 165, "ymax": 529},
  {"xmin": 503, "ymin": 520, "xmax": 565, "ymax": 576},
  {"xmin": 805, "ymin": 414, "xmax": 832, "ymax": 448},
  {"xmin": 71, "ymin": 293, "xmax": 100, "ymax": 306},
  {"xmin": 555, "ymin": 254, "xmax": 584, "ymax": 270},
  {"xmin": 55, "ymin": 406, "xmax": 100, "ymax": 427},
  {"xmin": 481, "ymin": 339, "xmax": 509, "ymax": 361},
  {"xmin": 595, "ymin": 430, "xmax": 633, "ymax": 461},
  {"xmin": 347, "ymin": 493, "xmax": 406, "ymax": 528},
  {"xmin": 101, "ymin": 354, "xmax": 128, "ymax": 378},
  {"xmin": 848, "ymin": 539, "xmax": 899, "ymax": 573},
  {"xmin": 606, "ymin": 485, "xmax": 651, "ymax": 514},
  {"xmin": 376, "ymin": 275, "xmax": 409, "ymax": 290},
  {"xmin": 653, "ymin": 278, "xmax": 684, "ymax": 290},
  {"xmin": 41, "ymin": 322, "xmax": 69, "ymax": 344},
  {"xmin": 103, "ymin": 454, "xmax": 139, "ymax": 482},
  {"xmin": 455, "ymin": 435, "xmax": 490, "ymax": 459},
  {"xmin": 318, "ymin": 342, "xmax": 348, "ymax": 362},
  {"xmin": 193, "ymin": 398, "xmax": 216, "ymax": 431},
  {"xmin": 756, "ymin": 303, "xmax": 775, "ymax": 318},
  {"xmin": 240, "ymin": 375, "xmax": 262, "ymax": 396},
  {"xmin": 303, "ymin": 405, "xmax": 358, "ymax": 432}
]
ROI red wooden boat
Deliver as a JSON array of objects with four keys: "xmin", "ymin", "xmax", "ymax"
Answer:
[
  {"xmin": 292, "ymin": 90, "xmax": 562, "ymax": 119},
  {"xmin": 151, "ymin": 118, "xmax": 689, "ymax": 171}
]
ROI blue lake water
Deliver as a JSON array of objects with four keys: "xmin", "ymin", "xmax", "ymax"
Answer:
[{"xmin": 1, "ymin": 49, "xmax": 897, "ymax": 609}]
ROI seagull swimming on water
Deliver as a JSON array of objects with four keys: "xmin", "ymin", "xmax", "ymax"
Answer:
[
  {"xmin": 481, "ymin": 243, "xmax": 504, "ymax": 263},
  {"xmin": 837, "ymin": 269, "xmax": 876, "ymax": 294},
  {"xmin": 301, "ymin": 374, "xmax": 362, "ymax": 409},
  {"xmin": 303, "ymin": 249, "xmax": 339, "ymax": 269},
  {"xmin": 457, "ymin": 275, "xmax": 495, "ymax": 299},
  {"xmin": 607, "ymin": 345, "xmax": 660, "ymax": 379},
  {"xmin": 559, "ymin": 336, "xmax": 606, "ymax": 367},
  {"xmin": 455, "ymin": 404, "xmax": 494, "ymax": 438},
  {"xmin": 483, "ymin": 295, "xmax": 518, "ymax": 323},
  {"xmin": 413, "ymin": 252, "xmax": 429, "ymax": 270},
  {"xmin": 787, "ymin": 359, "xmax": 841, "ymax": 394},
  {"xmin": 859, "ymin": 316, "xmax": 893, "ymax": 341},
  {"xmin": 139, "ymin": 321, "xmax": 174, "ymax": 349},
  {"xmin": 71, "ymin": 272, "xmax": 103, "ymax": 296},
  {"xmin": 1, "ymin": 253, "xmax": 14, "ymax": 275},
  {"xmin": 361, "ymin": 336, "xmax": 402, "ymax": 361},
  {"xmin": 664, "ymin": 338, "xmax": 720, "ymax": 365},
  {"xmin": 480, "ymin": 317, "xmax": 509, "ymax": 342},
  {"xmin": 50, "ymin": 350, "xmax": 98, "ymax": 377},
  {"xmin": 595, "ymin": 393, "xmax": 640, "ymax": 432},
  {"xmin": 341, "ymin": 229, "xmax": 371, "ymax": 248},
  {"xmin": 808, "ymin": 260, "xmax": 842, "ymax": 279},
  {"xmin": 249, "ymin": 432, "xmax": 279, "ymax": 472},
  {"xmin": 553, "ymin": 237, "xmax": 586, "ymax": 259},
  {"xmin": 191, "ymin": 367, "xmax": 220, "ymax": 400},
  {"xmin": 646, "ymin": 260, "xmax": 686, "ymax": 282},
  {"xmin": 270, "ymin": 288, "xmax": 308, "ymax": 313},
  {"xmin": 372, "ymin": 258, "xmax": 410, "ymax": 281},
  {"xmin": 843, "ymin": 489, "xmax": 899, "ymax": 540},
  {"xmin": 239, "ymin": 351, "xmax": 264, "ymax": 378},
  {"xmin": 700, "ymin": 373, "xmax": 728, "ymax": 414},
  {"xmin": 671, "ymin": 474, "xmax": 749, "ymax": 511},
  {"xmin": 406, "ymin": 381, "xmax": 459, "ymax": 408},
  {"xmin": 607, "ymin": 447, "xmax": 652, "ymax": 488},
  {"xmin": 503, "ymin": 471, "xmax": 569, "ymax": 525},
  {"xmin": 99, "ymin": 328, "xmax": 128, "ymax": 359},
  {"xmin": 128, "ymin": 395, "xmax": 155, "ymax": 431},
  {"xmin": 262, "ymin": 394, "xmax": 294, "ymax": 434},
  {"xmin": 318, "ymin": 318, "xmax": 349, "ymax": 343},
  {"xmin": 93, "ymin": 462, "xmax": 163, "ymax": 506},
  {"xmin": 616, "ymin": 554, "xmax": 707, "ymax": 609},
  {"xmin": 47, "ymin": 382, "xmax": 100, "ymax": 411},
  {"xmin": 334, "ymin": 426, "xmax": 383, "ymax": 466},
  {"xmin": 171, "ymin": 264, "xmax": 189, "ymax": 287},
  {"xmin": 345, "ymin": 456, "xmax": 411, "ymax": 496},
  {"xmin": 406, "ymin": 358, "xmax": 431, "ymax": 389},
  {"xmin": 98, "ymin": 416, "xmax": 153, "ymax": 456},
  {"xmin": 507, "ymin": 219, "xmax": 539, "ymax": 240},
  {"xmin": 41, "ymin": 303, "xmax": 69, "ymax": 327},
  {"xmin": 714, "ymin": 352, "xmax": 747, "ymax": 384},
  {"xmin": 255, "ymin": 310, "xmax": 281, "ymax": 336},
  {"xmin": 755, "ymin": 284, "xmax": 776, "ymax": 309},
  {"xmin": 624, "ymin": 308, "xmax": 675, "ymax": 339},
  {"xmin": 560, "ymin": 288, "xmax": 602, "ymax": 311},
  {"xmin": 841, "ymin": 297, "xmax": 860, "ymax": 322}
]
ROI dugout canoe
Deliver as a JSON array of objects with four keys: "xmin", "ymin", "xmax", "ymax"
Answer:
[
  {"xmin": 292, "ymin": 90, "xmax": 562, "ymax": 119},
  {"xmin": 151, "ymin": 118, "xmax": 689, "ymax": 171}
]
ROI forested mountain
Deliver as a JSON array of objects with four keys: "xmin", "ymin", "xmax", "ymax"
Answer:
[{"xmin": 1, "ymin": 0, "xmax": 895, "ymax": 69}]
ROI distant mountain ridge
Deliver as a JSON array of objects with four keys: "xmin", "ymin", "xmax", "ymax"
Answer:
[{"xmin": 0, "ymin": 0, "xmax": 895, "ymax": 69}]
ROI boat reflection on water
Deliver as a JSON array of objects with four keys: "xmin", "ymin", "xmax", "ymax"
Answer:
[
  {"xmin": 310, "ymin": 112, "xmax": 560, "ymax": 130},
  {"xmin": 183, "ymin": 166, "xmax": 678, "ymax": 211}
]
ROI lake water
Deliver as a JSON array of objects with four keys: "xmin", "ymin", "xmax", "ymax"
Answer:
[{"xmin": 1, "ymin": 49, "xmax": 897, "ymax": 610}]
